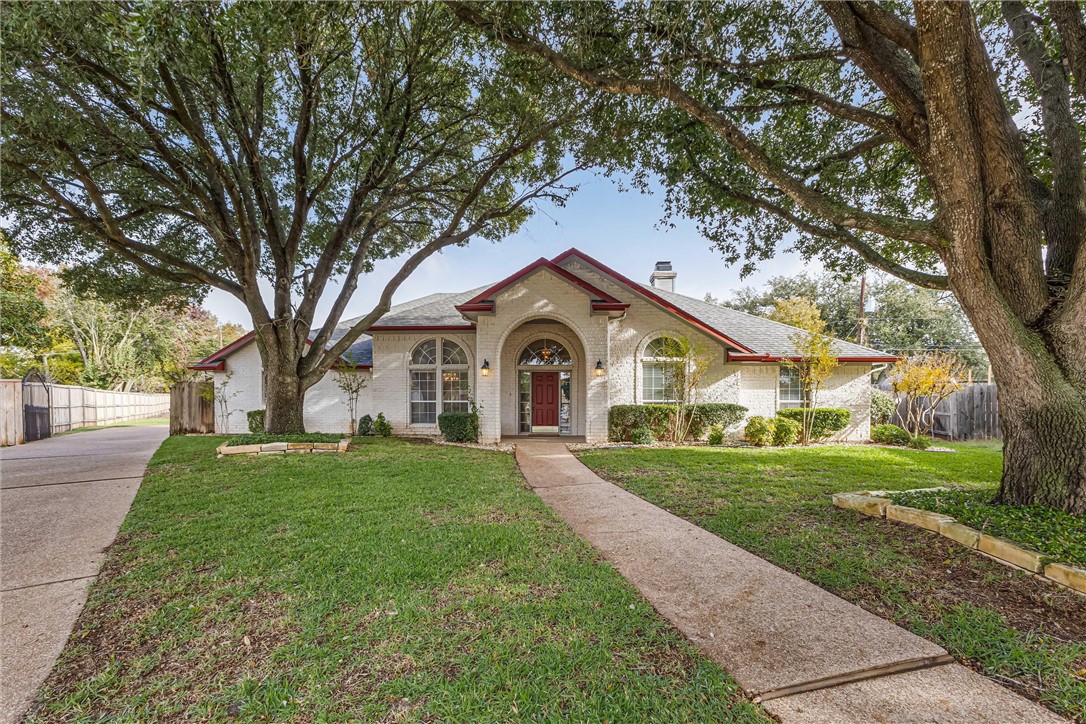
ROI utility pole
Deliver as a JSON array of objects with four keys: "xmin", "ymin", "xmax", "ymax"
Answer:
[{"xmin": 857, "ymin": 274, "xmax": 868, "ymax": 346}]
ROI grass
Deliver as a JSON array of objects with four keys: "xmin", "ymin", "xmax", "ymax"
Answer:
[
  {"xmin": 31, "ymin": 436, "xmax": 767, "ymax": 723},
  {"xmin": 57, "ymin": 416, "xmax": 169, "ymax": 435},
  {"xmin": 225, "ymin": 432, "xmax": 344, "ymax": 446},
  {"xmin": 889, "ymin": 488, "xmax": 1086, "ymax": 567},
  {"xmin": 578, "ymin": 441, "xmax": 1086, "ymax": 720}
]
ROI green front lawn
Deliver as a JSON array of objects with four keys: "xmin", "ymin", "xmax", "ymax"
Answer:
[
  {"xmin": 578, "ymin": 442, "xmax": 1086, "ymax": 720},
  {"xmin": 32, "ymin": 437, "xmax": 766, "ymax": 722}
]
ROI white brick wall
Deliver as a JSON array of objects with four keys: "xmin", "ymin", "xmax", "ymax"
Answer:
[
  {"xmin": 210, "ymin": 339, "xmax": 371, "ymax": 435},
  {"xmin": 734, "ymin": 362, "xmax": 872, "ymax": 441},
  {"xmin": 367, "ymin": 330, "xmax": 477, "ymax": 436}
]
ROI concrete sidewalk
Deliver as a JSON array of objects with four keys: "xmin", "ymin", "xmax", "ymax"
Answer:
[
  {"xmin": 1, "ymin": 425, "xmax": 168, "ymax": 724},
  {"xmin": 515, "ymin": 440, "xmax": 1065, "ymax": 723}
]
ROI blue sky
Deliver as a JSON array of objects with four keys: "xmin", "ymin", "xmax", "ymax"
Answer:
[{"xmin": 203, "ymin": 170, "xmax": 816, "ymax": 328}]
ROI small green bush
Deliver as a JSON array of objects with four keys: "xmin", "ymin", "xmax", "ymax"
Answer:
[
  {"xmin": 870, "ymin": 388, "xmax": 896, "ymax": 425},
  {"xmin": 227, "ymin": 432, "xmax": 341, "ymax": 446},
  {"xmin": 629, "ymin": 427, "xmax": 656, "ymax": 445},
  {"xmin": 744, "ymin": 416, "xmax": 775, "ymax": 447},
  {"xmin": 246, "ymin": 409, "xmax": 266, "ymax": 434},
  {"xmin": 777, "ymin": 407, "xmax": 851, "ymax": 441},
  {"xmin": 687, "ymin": 403, "xmax": 748, "ymax": 439},
  {"xmin": 356, "ymin": 414, "xmax": 373, "ymax": 437},
  {"xmin": 772, "ymin": 416, "xmax": 801, "ymax": 446},
  {"xmin": 707, "ymin": 424, "xmax": 725, "ymax": 446},
  {"xmin": 871, "ymin": 423, "xmax": 911, "ymax": 446},
  {"xmin": 373, "ymin": 412, "xmax": 392, "ymax": 437},
  {"xmin": 608, "ymin": 403, "xmax": 747, "ymax": 442},
  {"xmin": 438, "ymin": 412, "xmax": 480, "ymax": 442},
  {"xmin": 907, "ymin": 435, "xmax": 933, "ymax": 450},
  {"xmin": 608, "ymin": 405, "xmax": 673, "ymax": 441}
]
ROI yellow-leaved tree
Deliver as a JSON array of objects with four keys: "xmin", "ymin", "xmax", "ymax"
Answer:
[
  {"xmin": 774, "ymin": 298, "xmax": 840, "ymax": 445},
  {"xmin": 891, "ymin": 354, "xmax": 965, "ymax": 441}
]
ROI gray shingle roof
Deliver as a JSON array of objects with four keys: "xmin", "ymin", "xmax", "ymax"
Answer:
[
  {"xmin": 324, "ymin": 272, "xmax": 894, "ymax": 361},
  {"xmin": 641, "ymin": 284, "xmax": 895, "ymax": 359}
]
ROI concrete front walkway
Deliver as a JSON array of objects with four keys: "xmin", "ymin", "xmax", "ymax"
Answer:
[
  {"xmin": 0, "ymin": 425, "xmax": 168, "ymax": 724},
  {"xmin": 515, "ymin": 440, "xmax": 1065, "ymax": 723}
]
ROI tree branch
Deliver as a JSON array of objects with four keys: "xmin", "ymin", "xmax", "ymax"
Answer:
[{"xmin": 449, "ymin": 1, "xmax": 939, "ymax": 247}]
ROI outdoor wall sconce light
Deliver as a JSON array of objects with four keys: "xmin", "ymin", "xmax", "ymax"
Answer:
[
  {"xmin": 480, "ymin": 359, "xmax": 490, "ymax": 377},
  {"xmin": 594, "ymin": 359, "xmax": 606, "ymax": 377}
]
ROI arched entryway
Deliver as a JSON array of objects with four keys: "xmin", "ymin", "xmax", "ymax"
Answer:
[{"xmin": 499, "ymin": 319, "xmax": 587, "ymax": 437}]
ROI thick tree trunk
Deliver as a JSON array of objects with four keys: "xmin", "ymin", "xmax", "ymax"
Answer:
[
  {"xmin": 264, "ymin": 370, "xmax": 307, "ymax": 434},
  {"xmin": 258, "ymin": 327, "xmax": 309, "ymax": 435},
  {"xmin": 950, "ymin": 262, "xmax": 1086, "ymax": 515},
  {"xmin": 997, "ymin": 387, "xmax": 1086, "ymax": 513}
]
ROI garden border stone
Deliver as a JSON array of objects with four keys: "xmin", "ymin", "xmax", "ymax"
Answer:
[
  {"xmin": 886, "ymin": 504, "xmax": 954, "ymax": 532},
  {"xmin": 1043, "ymin": 563, "xmax": 1086, "ymax": 594},
  {"xmin": 977, "ymin": 534, "xmax": 1045, "ymax": 573},
  {"xmin": 217, "ymin": 438, "xmax": 350, "ymax": 457},
  {"xmin": 834, "ymin": 488, "xmax": 1082, "ymax": 596}
]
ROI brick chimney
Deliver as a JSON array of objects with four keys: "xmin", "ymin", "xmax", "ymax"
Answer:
[{"xmin": 649, "ymin": 261, "xmax": 676, "ymax": 292}]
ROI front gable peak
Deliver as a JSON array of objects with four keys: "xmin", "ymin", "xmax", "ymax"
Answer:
[{"xmin": 454, "ymin": 257, "xmax": 629, "ymax": 319}]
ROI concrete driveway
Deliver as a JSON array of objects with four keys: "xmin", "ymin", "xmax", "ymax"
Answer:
[{"xmin": 0, "ymin": 425, "xmax": 168, "ymax": 724}]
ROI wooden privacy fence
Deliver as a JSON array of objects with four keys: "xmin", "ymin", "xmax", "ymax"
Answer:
[
  {"xmin": 0, "ymin": 379, "xmax": 23, "ymax": 446},
  {"xmin": 891, "ymin": 383, "xmax": 1001, "ymax": 440},
  {"xmin": 170, "ymin": 379, "xmax": 215, "ymax": 435},
  {"xmin": 0, "ymin": 379, "xmax": 170, "ymax": 444},
  {"xmin": 46, "ymin": 384, "xmax": 170, "ymax": 434}
]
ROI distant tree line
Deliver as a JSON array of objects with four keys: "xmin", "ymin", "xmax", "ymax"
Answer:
[
  {"xmin": 706, "ymin": 272, "xmax": 989, "ymax": 379},
  {"xmin": 1, "ymin": 238, "xmax": 243, "ymax": 391}
]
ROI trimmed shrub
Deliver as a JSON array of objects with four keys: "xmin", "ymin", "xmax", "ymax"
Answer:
[
  {"xmin": 907, "ymin": 435, "xmax": 933, "ymax": 450},
  {"xmin": 772, "ymin": 416, "xmax": 801, "ymax": 446},
  {"xmin": 608, "ymin": 404, "xmax": 674, "ymax": 441},
  {"xmin": 871, "ymin": 423, "xmax": 911, "ymax": 446},
  {"xmin": 608, "ymin": 403, "xmax": 748, "ymax": 442},
  {"xmin": 373, "ymin": 412, "xmax": 392, "ymax": 437},
  {"xmin": 777, "ymin": 407, "xmax": 851, "ymax": 441},
  {"xmin": 356, "ymin": 414, "xmax": 374, "ymax": 437},
  {"xmin": 870, "ymin": 388, "xmax": 896, "ymax": 425},
  {"xmin": 629, "ymin": 427, "xmax": 656, "ymax": 445},
  {"xmin": 744, "ymin": 416, "xmax": 775, "ymax": 447},
  {"xmin": 687, "ymin": 403, "xmax": 748, "ymax": 439},
  {"xmin": 246, "ymin": 409, "xmax": 266, "ymax": 434},
  {"xmin": 707, "ymin": 424, "xmax": 725, "ymax": 446},
  {"xmin": 438, "ymin": 412, "xmax": 480, "ymax": 443}
]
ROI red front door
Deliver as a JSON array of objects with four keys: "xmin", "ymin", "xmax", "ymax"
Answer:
[{"xmin": 532, "ymin": 372, "xmax": 559, "ymax": 428}]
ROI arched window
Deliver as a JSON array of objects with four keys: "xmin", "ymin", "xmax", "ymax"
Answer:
[
  {"xmin": 518, "ymin": 338, "xmax": 572, "ymax": 366},
  {"xmin": 409, "ymin": 338, "xmax": 469, "ymax": 424},
  {"xmin": 642, "ymin": 336, "xmax": 681, "ymax": 403}
]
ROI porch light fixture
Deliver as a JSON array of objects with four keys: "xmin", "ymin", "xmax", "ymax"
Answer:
[
  {"xmin": 594, "ymin": 359, "xmax": 606, "ymax": 377},
  {"xmin": 480, "ymin": 359, "xmax": 490, "ymax": 377}
]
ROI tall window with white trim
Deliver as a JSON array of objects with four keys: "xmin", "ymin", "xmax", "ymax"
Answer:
[
  {"xmin": 778, "ymin": 367, "xmax": 805, "ymax": 409},
  {"xmin": 642, "ymin": 336, "xmax": 679, "ymax": 404},
  {"xmin": 409, "ymin": 338, "xmax": 470, "ymax": 424}
]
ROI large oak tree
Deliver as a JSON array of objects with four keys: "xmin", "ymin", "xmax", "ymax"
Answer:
[
  {"xmin": 2, "ymin": 1, "xmax": 579, "ymax": 432},
  {"xmin": 451, "ymin": 0, "xmax": 1086, "ymax": 514}
]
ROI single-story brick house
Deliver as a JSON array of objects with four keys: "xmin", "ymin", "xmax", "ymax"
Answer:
[{"xmin": 192, "ymin": 248, "xmax": 896, "ymax": 441}]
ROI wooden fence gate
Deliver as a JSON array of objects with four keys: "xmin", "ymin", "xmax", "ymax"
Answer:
[
  {"xmin": 170, "ymin": 380, "xmax": 215, "ymax": 434},
  {"xmin": 22, "ymin": 370, "xmax": 51, "ymax": 442}
]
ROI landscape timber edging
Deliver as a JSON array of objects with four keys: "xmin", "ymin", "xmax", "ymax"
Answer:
[
  {"xmin": 217, "ymin": 439, "xmax": 350, "ymax": 456},
  {"xmin": 832, "ymin": 488, "xmax": 1085, "ymax": 596}
]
